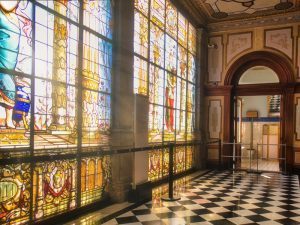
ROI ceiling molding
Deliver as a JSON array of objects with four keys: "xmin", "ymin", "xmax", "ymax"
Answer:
[
  {"xmin": 208, "ymin": 11, "xmax": 300, "ymax": 32},
  {"xmin": 173, "ymin": 0, "xmax": 300, "ymax": 30}
]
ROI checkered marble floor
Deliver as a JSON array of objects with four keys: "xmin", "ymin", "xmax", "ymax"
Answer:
[{"xmin": 103, "ymin": 171, "xmax": 300, "ymax": 225}]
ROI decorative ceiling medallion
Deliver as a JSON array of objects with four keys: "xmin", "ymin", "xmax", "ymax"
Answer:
[
  {"xmin": 274, "ymin": 1, "xmax": 294, "ymax": 10},
  {"xmin": 212, "ymin": 11, "xmax": 229, "ymax": 18}
]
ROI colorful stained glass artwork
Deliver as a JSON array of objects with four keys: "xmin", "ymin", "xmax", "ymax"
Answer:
[
  {"xmin": 82, "ymin": 31, "xmax": 111, "ymax": 147},
  {"xmin": 83, "ymin": 0, "xmax": 112, "ymax": 39},
  {"xmin": 135, "ymin": 0, "xmax": 149, "ymax": 16},
  {"xmin": 134, "ymin": 11, "xmax": 149, "ymax": 59},
  {"xmin": 33, "ymin": 4, "xmax": 79, "ymax": 151},
  {"xmin": 188, "ymin": 53, "xmax": 196, "ymax": 83},
  {"xmin": 175, "ymin": 147, "xmax": 185, "ymax": 173},
  {"xmin": 133, "ymin": 0, "xmax": 197, "ymax": 180},
  {"xmin": 165, "ymin": 35, "xmax": 177, "ymax": 73},
  {"xmin": 0, "ymin": 164, "xmax": 30, "ymax": 225},
  {"xmin": 178, "ymin": 13, "xmax": 188, "ymax": 48},
  {"xmin": 149, "ymin": 66, "xmax": 164, "ymax": 105},
  {"xmin": 148, "ymin": 150, "xmax": 163, "ymax": 181},
  {"xmin": 150, "ymin": 0, "xmax": 165, "ymax": 28},
  {"xmin": 0, "ymin": 76, "xmax": 31, "ymax": 148},
  {"xmin": 178, "ymin": 45, "xmax": 187, "ymax": 78},
  {"xmin": 33, "ymin": 160, "xmax": 77, "ymax": 220},
  {"xmin": 149, "ymin": 104, "xmax": 163, "ymax": 143},
  {"xmin": 134, "ymin": 57, "xmax": 148, "ymax": 95},
  {"xmin": 166, "ymin": 0, "xmax": 177, "ymax": 38},
  {"xmin": 0, "ymin": 1, "xmax": 32, "ymax": 74},
  {"xmin": 164, "ymin": 73, "xmax": 176, "ymax": 141},
  {"xmin": 81, "ymin": 156, "xmax": 111, "ymax": 206},
  {"xmin": 150, "ymin": 24, "xmax": 164, "ymax": 68},
  {"xmin": 188, "ymin": 24, "xmax": 197, "ymax": 54},
  {"xmin": 186, "ymin": 146, "xmax": 193, "ymax": 169}
]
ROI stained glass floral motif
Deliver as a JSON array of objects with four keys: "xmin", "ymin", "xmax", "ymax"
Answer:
[
  {"xmin": 0, "ymin": 164, "xmax": 30, "ymax": 225},
  {"xmin": 134, "ymin": 0, "xmax": 197, "ymax": 181},
  {"xmin": 33, "ymin": 160, "xmax": 77, "ymax": 220}
]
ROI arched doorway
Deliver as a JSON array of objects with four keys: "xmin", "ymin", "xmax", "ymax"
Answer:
[{"xmin": 223, "ymin": 51, "xmax": 295, "ymax": 172}]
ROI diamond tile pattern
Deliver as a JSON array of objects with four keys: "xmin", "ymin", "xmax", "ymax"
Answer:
[{"xmin": 103, "ymin": 171, "xmax": 300, "ymax": 225}]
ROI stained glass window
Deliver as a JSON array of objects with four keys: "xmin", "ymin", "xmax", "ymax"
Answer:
[
  {"xmin": 134, "ymin": 0, "xmax": 197, "ymax": 181},
  {"xmin": 0, "ymin": 0, "xmax": 112, "ymax": 154},
  {"xmin": 0, "ymin": 0, "xmax": 113, "ymax": 223}
]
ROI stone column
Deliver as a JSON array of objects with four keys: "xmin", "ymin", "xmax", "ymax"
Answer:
[
  {"xmin": 49, "ymin": 1, "xmax": 68, "ymax": 132},
  {"xmin": 109, "ymin": 0, "xmax": 135, "ymax": 202},
  {"xmin": 194, "ymin": 28, "xmax": 207, "ymax": 170}
]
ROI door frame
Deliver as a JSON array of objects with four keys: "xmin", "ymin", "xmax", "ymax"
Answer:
[{"xmin": 223, "ymin": 51, "xmax": 295, "ymax": 172}]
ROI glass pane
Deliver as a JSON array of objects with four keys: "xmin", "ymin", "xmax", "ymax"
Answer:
[
  {"xmin": 83, "ymin": 0, "xmax": 112, "ymax": 39},
  {"xmin": 34, "ymin": 7, "xmax": 79, "ymax": 153},
  {"xmin": 164, "ymin": 72, "xmax": 176, "ymax": 141},
  {"xmin": 165, "ymin": 35, "xmax": 177, "ymax": 73},
  {"xmin": 149, "ymin": 24, "xmax": 164, "ymax": 67},
  {"xmin": 134, "ymin": 11, "xmax": 149, "ymax": 59},
  {"xmin": 0, "ymin": 1, "xmax": 32, "ymax": 74},
  {"xmin": 135, "ymin": 0, "xmax": 149, "ymax": 16},
  {"xmin": 0, "ymin": 76, "xmax": 31, "ymax": 150},
  {"xmin": 0, "ymin": 163, "xmax": 30, "ymax": 224},
  {"xmin": 188, "ymin": 23, "xmax": 197, "ymax": 54},
  {"xmin": 81, "ymin": 156, "xmax": 111, "ymax": 206},
  {"xmin": 178, "ymin": 13, "xmax": 188, "ymax": 48},
  {"xmin": 150, "ymin": 0, "xmax": 165, "ymax": 28},
  {"xmin": 149, "ymin": 104, "xmax": 163, "ymax": 143},
  {"xmin": 149, "ymin": 65, "xmax": 164, "ymax": 105},
  {"xmin": 134, "ymin": 56, "xmax": 148, "ymax": 95},
  {"xmin": 33, "ymin": 159, "xmax": 77, "ymax": 221},
  {"xmin": 166, "ymin": 0, "xmax": 177, "ymax": 38}
]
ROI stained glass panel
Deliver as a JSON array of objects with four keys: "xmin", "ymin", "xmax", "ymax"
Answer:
[
  {"xmin": 134, "ymin": 57, "xmax": 148, "ymax": 95},
  {"xmin": 0, "ymin": 1, "xmax": 32, "ymax": 74},
  {"xmin": 186, "ymin": 146, "xmax": 193, "ymax": 169},
  {"xmin": 82, "ymin": 31, "xmax": 111, "ymax": 147},
  {"xmin": 148, "ymin": 149, "xmax": 163, "ymax": 181},
  {"xmin": 81, "ymin": 156, "xmax": 111, "ymax": 206},
  {"xmin": 178, "ymin": 45, "xmax": 187, "ymax": 78},
  {"xmin": 134, "ymin": 0, "xmax": 196, "ymax": 180},
  {"xmin": 178, "ymin": 13, "xmax": 188, "ymax": 48},
  {"xmin": 149, "ymin": 65, "xmax": 164, "ymax": 105},
  {"xmin": 166, "ymin": 0, "xmax": 177, "ymax": 38},
  {"xmin": 150, "ymin": 24, "xmax": 164, "ymax": 67},
  {"xmin": 135, "ymin": 0, "xmax": 149, "ymax": 16},
  {"xmin": 188, "ymin": 24, "xmax": 197, "ymax": 54},
  {"xmin": 83, "ymin": 0, "xmax": 112, "ymax": 39},
  {"xmin": 164, "ymin": 73, "xmax": 176, "ymax": 141},
  {"xmin": 150, "ymin": 0, "xmax": 165, "ymax": 28},
  {"xmin": 134, "ymin": 12, "xmax": 149, "ymax": 59},
  {"xmin": 149, "ymin": 104, "xmax": 163, "ymax": 143},
  {"xmin": 0, "ymin": 163, "xmax": 30, "ymax": 225},
  {"xmin": 165, "ymin": 35, "xmax": 177, "ymax": 73},
  {"xmin": 33, "ymin": 159, "xmax": 77, "ymax": 220},
  {"xmin": 34, "ymin": 5, "xmax": 79, "ymax": 152},
  {"xmin": 188, "ymin": 53, "xmax": 196, "ymax": 83},
  {"xmin": 175, "ymin": 147, "xmax": 185, "ymax": 173}
]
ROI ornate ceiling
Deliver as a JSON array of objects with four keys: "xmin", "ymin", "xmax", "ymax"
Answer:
[{"xmin": 174, "ymin": 0, "xmax": 300, "ymax": 30}]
